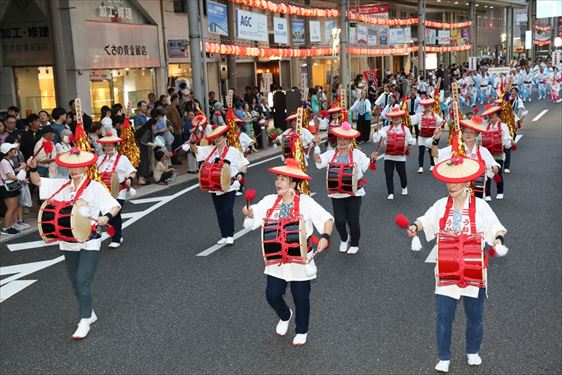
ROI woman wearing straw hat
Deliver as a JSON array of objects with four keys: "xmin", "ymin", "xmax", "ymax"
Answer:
[
  {"xmin": 371, "ymin": 107, "xmax": 415, "ymax": 200},
  {"xmin": 410, "ymin": 98, "xmax": 443, "ymax": 174},
  {"xmin": 189, "ymin": 124, "xmax": 249, "ymax": 246},
  {"xmin": 96, "ymin": 131, "xmax": 137, "ymax": 248},
  {"xmin": 431, "ymin": 116, "xmax": 500, "ymax": 199},
  {"xmin": 402, "ymin": 134, "xmax": 508, "ymax": 373},
  {"xmin": 279, "ymin": 113, "xmax": 315, "ymax": 162},
  {"xmin": 27, "ymin": 149, "xmax": 121, "ymax": 340},
  {"xmin": 481, "ymin": 104, "xmax": 513, "ymax": 201},
  {"xmin": 242, "ymin": 158, "xmax": 333, "ymax": 346},
  {"xmin": 312, "ymin": 122, "xmax": 369, "ymax": 254}
]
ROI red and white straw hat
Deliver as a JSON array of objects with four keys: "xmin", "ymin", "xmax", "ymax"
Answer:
[
  {"xmin": 56, "ymin": 148, "xmax": 98, "ymax": 168},
  {"xmin": 206, "ymin": 125, "xmax": 230, "ymax": 140},
  {"xmin": 330, "ymin": 121, "xmax": 360, "ymax": 139},
  {"xmin": 420, "ymin": 98, "xmax": 435, "ymax": 106},
  {"xmin": 481, "ymin": 103, "xmax": 501, "ymax": 117},
  {"xmin": 386, "ymin": 107, "xmax": 407, "ymax": 118},
  {"xmin": 285, "ymin": 113, "xmax": 298, "ymax": 122},
  {"xmin": 268, "ymin": 158, "xmax": 311, "ymax": 180},
  {"xmin": 97, "ymin": 131, "xmax": 123, "ymax": 144},
  {"xmin": 459, "ymin": 116, "xmax": 489, "ymax": 133},
  {"xmin": 327, "ymin": 106, "xmax": 342, "ymax": 113},
  {"xmin": 432, "ymin": 156, "xmax": 485, "ymax": 183}
]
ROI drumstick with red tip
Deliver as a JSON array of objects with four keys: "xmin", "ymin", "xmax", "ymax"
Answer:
[
  {"xmin": 395, "ymin": 213, "xmax": 423, "ymax": 251},
  {"xmin": 244, "ymin": 188, "xmax": 257, "ymax": 209}
]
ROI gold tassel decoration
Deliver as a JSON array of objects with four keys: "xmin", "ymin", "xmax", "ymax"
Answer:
[
  {"xmin": 73, "ymin": 98, "xmax": 104, "ymax": 184},
  {"xmin": 447, "ymin": 83, "xmax": 464, "ymax": 146},
  {"xmin": 225, "ymin": 90, "xmax": 243, "ymax": 152},
  {"xmin": 294, "ymin": 108, "xmax": 310, "ymax": 195},
  {"xmin": 401, "ymin": 98, "xmax": 412, "ymax": 131},
  {"xmin": 120, "ymin": 116, "xmax": 140, "ymax": 167},
  {"xmin": 433, "ymin": 77, "xmax": 443, "ymax": 117}
]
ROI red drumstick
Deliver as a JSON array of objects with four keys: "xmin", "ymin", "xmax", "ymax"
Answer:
[{"xmin": 244, "ymin": 188, "xmax": 256, "ymax": 209}]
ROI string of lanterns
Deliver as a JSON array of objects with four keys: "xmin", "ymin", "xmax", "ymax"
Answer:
[
  {"xmin": 206, "ymin": 42, "xmax": 472, "ymax": 57},
  {"xmin": 534, "ymin": 40, "xmax": 551, "ymax": 46},
  {"xmin": 533, "ymin": 24, "xmax": 551, "ymax": 31},
  {"xmin": 228, "ymin": 0, "xmax": 471, "ymax": 29}
]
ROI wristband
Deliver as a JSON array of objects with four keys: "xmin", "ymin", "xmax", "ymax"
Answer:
[
  {"xmin": 413, "ymin": 222, "xmax": 420, "ymax": 232},
  {"xmin": 127, "ymin": 176, "xmax": 133, "ymax": 182},
  {"xmin": 30, "ymin": 167, "xmax": 37, "ymax": 173},
  {"xmin": 321, "ymin": 233, "xmax": 331, "ymax": 242},
  {"xmin": 432, "ymin": 139, "xmax": 440, "ymax": 145},
  {"xmin": 104, "ymin": 213, "xmax": 114, "ymax": 221},
  {"xmin": 495, "ymin": 235, "xmax": 504, "ymax": 244}
]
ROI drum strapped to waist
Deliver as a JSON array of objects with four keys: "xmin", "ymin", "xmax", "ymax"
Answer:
[
  {"xmin": 481, "ymin": 127, "xmax": 503, "ymax": 157},
  {"xmin": 386, "ymin": 125, "xmax": 408, "ymax": 156},
  {"xmin": 436, "ymin": 196, "xmax": 486, "ymax": 288},
  {"xmin": 99, "ymin": 154, "xmax": 123, "ymax": 198},
  {"xmin": 38, "ymin": 179, "xmax": 93, "ymax": 243},
  {"xmin": 326, "ymin": 150, "xmax": 359, "ymax": 195},
  {"xmin": 282, "ymin": 132, "xmax": 299, "ymax": 159},
  {"xmin": 419, "ymin": 113, "xmax": 437, "ymax": 137},
  {"xmin": 199, "ymin": 146, "xmax": 231, "ymax": 192},
  {"xmin": 261, "ymin": 194, "xmax": 309, "ymax": 266}
]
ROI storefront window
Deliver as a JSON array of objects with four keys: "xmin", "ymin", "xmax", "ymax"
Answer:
[
  {"xmin": 14, "ymin": 66, "xmax": 56, "ymax": 116},
  {"xmin": 168, "ymin": 63, "xmax": 192, "ymax": 88},
  {"xmin": 312, "ymin": 58, "xmax": 339, "ymax": 92},
  {"xmin": 89, "ymin": 68, "xmax": 155, "ymax": 120}
]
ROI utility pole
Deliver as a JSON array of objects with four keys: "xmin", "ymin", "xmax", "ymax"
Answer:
[{"xmin": 187, "ymin": 0, "xmax": 203, "ymax": 106}]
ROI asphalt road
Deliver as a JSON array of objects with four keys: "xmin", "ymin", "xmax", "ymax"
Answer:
[{"xmin": 1, "ymin": 99, "xmax": 560, "ymax": 374}]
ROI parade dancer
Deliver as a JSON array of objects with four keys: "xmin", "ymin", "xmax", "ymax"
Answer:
[
  {"xmin": 189, "ymin": 124, "xmax": 249, "ymax": 245},
  {"xmin": 313, "ymin": 122, "xmax": 370, "ymax": 254},
  {"xmin": 504, "ymin": 88, "xmax": 526, "ymax": 174},
  {"xmin": 279, "ymin": 113, "xmax": 314, "ymax": 161},
  {"xmin": 371, "ymin": 108, "xmax": 415, "ymax": 200},
  {"xmin": 536, "ymin": 66, "xmax": 548, "ymax": 100},
  {"xmin": 410, "ymin": 98, "xmax": 443, "ymax": 173},
  {"xmin": 326, "ymin": 106, "xmax": 342, "ymax": 150},
  {"xmin": 549, "ymin": 67, "xmax": 561, "ymax": 103},
  {"xmin": 432, "ymin": 116, "xmax": 500, "ymax": 199},
  {"xmin": 242, "ymin": 158, "xmax": 333, "ymax": 346},
  {"xmin": 402, "ymin": 137, "xmax": 508, "ymax": 373},
  {"xmin": 27, "ymin": 149, "xmax": 121, "ymax": 340},
  {"xmin": 521, "ymin": 68, "xmax": 533, "ymax": 102},
  {"xmin": 96, "ymin": 132, "xmax": 137, "ymax": 248},
  {"xmin": 481, "ymin": 105, "xmax": 513, "ymax": 201}
]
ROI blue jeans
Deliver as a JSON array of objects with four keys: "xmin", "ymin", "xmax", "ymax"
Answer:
[
  {"xmin": 435, "ymin": 288, "xmax": 486, "ymax": 360},
  {"xmin": 266, "ymin": 275, "xmax": 311, "ymax": 334},
  {"xmin": 64, "ymin": 250, "xmax": 100, "ymax": 319},
  {"xmin": 211, "ymin": 191, "xmax": 236, "ymax": 238}
]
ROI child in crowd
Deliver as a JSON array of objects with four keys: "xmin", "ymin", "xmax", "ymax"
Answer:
[{"xmin": 153, "ymin": 150, "xmax": 176, "ymax": 185}]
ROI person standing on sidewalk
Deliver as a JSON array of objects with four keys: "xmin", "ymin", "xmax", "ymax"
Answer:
[{"xmin": 349, "ymin": 90, "xmax": 372, "ymax": 143}]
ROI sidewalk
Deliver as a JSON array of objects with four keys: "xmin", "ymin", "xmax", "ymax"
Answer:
[{"xmin": 2, "ymin": 131, "xmax": 328, "ymax": 242}]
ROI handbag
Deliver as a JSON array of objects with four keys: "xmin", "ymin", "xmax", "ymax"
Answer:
[{"xmin": 1, "ymin": 160, "xmax": 22, "ymax": 192}]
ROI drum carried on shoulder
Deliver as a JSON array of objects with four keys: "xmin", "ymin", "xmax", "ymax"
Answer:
[
  {"xmin": 38, "ymin": 199, "xmax": 92, "ymax": 243},
  {"xmin": 199, "ymin": 162, "xmax": 231, "ymax": 192},
  {"xmin": 261, "ymin": 217, "xmax": 308, "ymax": 266}
]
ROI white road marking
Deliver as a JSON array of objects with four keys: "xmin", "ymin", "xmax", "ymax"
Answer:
[
  {"xmin": 0, "ymin": 280, "xmax": 37, "ymax": 302},
  {"xmin": 515, "ymin": 134, "xmax": 523, "ymax": 144},
  {"xmin": 532, "ymin": 109, "xmax": 548, "ymax": 122},
  {"xmin": 130, "ymin": 196, "xmax": 170, "ymax": 204},
  {"xmin": 425, "ymin": 246, "xmax": 437, "ymax": 263}
]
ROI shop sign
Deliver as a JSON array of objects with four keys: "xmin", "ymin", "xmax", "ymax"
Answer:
[
  {"xmin": 86, "ymin": 22, "xmax": 160, "ymax": 69},
  {"xmin": 357, "ymin": 25, "xmax": 367, "ymax": 44},
  {"xmin": 363, "ymin": 69, "xmax": 377, "ymax": 83},
  {"xmin": 425, "ymin": 29, "xmax": 437, "ymax": 44},
  {"xmin": 309, "ymin": 21, "xmax": 321, "ymax": 43},
  {"xmin": 352, "ymin": 4, "xmax": 388, "ymax": 15},
  {"xmin": 403, "ymin": 27, "xmax": 411, "ymax": 43},
  {"xmin": 236, "ymin": 9, "xmax": 268, "ymax": 42},
  {"xmin": 97, "ymin": 0, "xmax": 133, "ymax": 22},
  {"xmin": 389, "ymin": 28, "xmax": 404, "ymax": 45},
  {"xmin": 1, "ymin": 23, "xmax": 51, "ymax": 66},
  {"xmin": 274, "ymin": 17, "xmax": 289, "ymax": 44},
  {"xmin": 349, "ymin": 27, "xmax": 357, "ymax": 44},
  {"xmin": 89, "ymin": 70, "xmax": 112, "ymax": 81},
  {"xmin": 437, "ymin": 30, "xmax": 450, "ymax": 45},
  {"xmin": 379, "ymin": 27, "xmax": 388, "ymax": 46},
  {"xmin": 367, "ymin": 27, "xmax": 377, "ymax": 46},
  {"xmin": 167, "ymin": 39, "xmax": 189, "ymax": 58},
  {"xmin": 208, "ymin": 1, "xmax": 228, "ymax": 36},
  {"xmin": 324, "ymin": 20, "xmax": 336, "ymax": 44},
  {"xmin": 292, "ymin": 19, "xmax": 305, "ymax": 45}
]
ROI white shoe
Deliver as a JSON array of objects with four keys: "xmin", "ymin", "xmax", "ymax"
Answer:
[
  {"xmin": 235, "ymin": 191, "xmax": 243, "ymax": 196},
  {"xmin": 108, "ymin": 242, "xmax": 121, "ymax": 248},
  {"xmin": 89, "ymin": 310, "xmax": 97, "ymax": 325},
  {"xmin": 347, "ymin": 246, "xmax": 359, "ymax": 254},
  {"xmin": 339, "ymin": 240, "xmax": 349, "ymax": 253},
  {"xmin": 72, "ymin": 319, "xmax": 91, "ymax": 340},
  {"xmin": 467, "ymin": 353, "xmax": 482, "ymax": 366},
  {"xmin": 387, "ymin": 194, "xmax": 394, "ymax": 200},
  {"xmin": 401, "ymin": 187, "xmax": 408, "ymax": 196},
  {"xmin": 276, "ymin": 309, "xmax": 292, "ymax": 336},
  {"xmin": 417, "ymin": 167, "xmax": 423, "ymax": 174},
  {"xmin": 429, "ymin": 166, "xmax": 434, "ymax": 171},
  {"xmin": 225, "ymin": 237, "xmax": 234, "ymax": 245},
  {"xmin": 496, "ymin": 194, "xmax": 504, "ymax": 200},
  {"xmin": 435, "ymin": 360, "xmax": 450, "ymax": 372},
  {"xmin": 504, "ymin": 168, "xmax": 511, "ymax": 174},
  {"xmin": 11, "ymin": 222, "xmax": 25, "ymax": 230},
  {"xmin": 484, "ymin": 195, "xmax": 492, "ymax": 201},
  {"xmin": 15, "ymin": 221, "xmax": 31, "ymax": 230},
  {"xmin": 292, "ymin": 333, "xmax": 307, "ymax": 346},
  {"xmin": 217, "ymin": 238, "xmax": 227, "ymax": 245}
]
